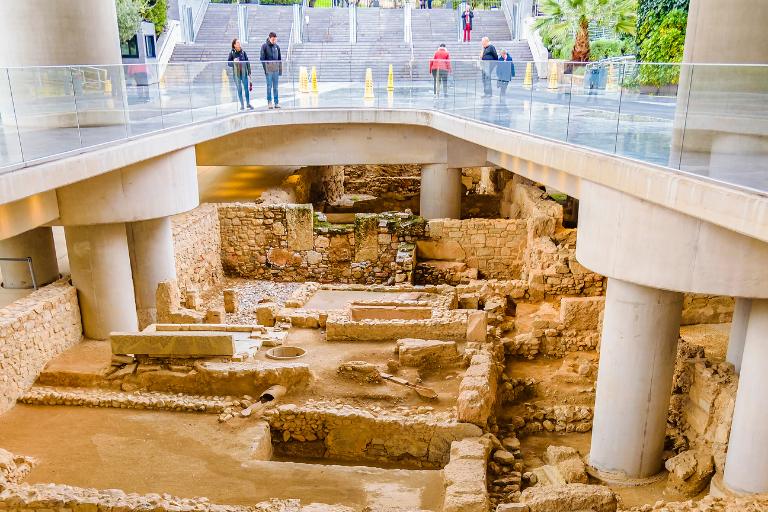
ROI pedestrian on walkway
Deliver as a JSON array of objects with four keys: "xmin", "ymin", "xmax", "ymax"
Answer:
[
  {"xmin": 260, "ymin": 32, "xmax": 282, "ymax": 109},
  {"xmin": 496, "ymin": 48, "xmax": 515, "ymax": 100},
  {"xmin": 419, "ymin": 0, "xmax": 426, "ymax": 8},
  {"xmin": 429, "ymin": 43, "xmax": 452, "ymax": 97},
  {"xmin": 227, "ymin": 38, "xmax": 253, "ymax": 110},
  {"xmin": 480, "ymin": 36, "xmax": 498, "ymax": 97},
  {"xmin": 461, "ymin": 6, "xmax": 473, "ymax": 42}
]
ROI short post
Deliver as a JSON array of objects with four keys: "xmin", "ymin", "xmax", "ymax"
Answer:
[{"xmin": 237, "ymin": 3, "xmax": 248, "ymax": 44}]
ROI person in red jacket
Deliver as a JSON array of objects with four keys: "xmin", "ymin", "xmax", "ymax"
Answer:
[{"xmin": 429, "ymin": 44, "xmax": 452, "ymax": 97}]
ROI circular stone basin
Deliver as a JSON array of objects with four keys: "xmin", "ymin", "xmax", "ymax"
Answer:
[{"xmin": 265, "ymin": 346, "xmax": 306, "ymax": 360}]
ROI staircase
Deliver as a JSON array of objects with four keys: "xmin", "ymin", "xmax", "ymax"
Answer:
[{"xmin": 169, "ymin": 4, "xmax": 532, "ymax": 83}]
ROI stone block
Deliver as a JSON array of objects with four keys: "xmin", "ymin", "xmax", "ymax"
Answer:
[
  {"xmin": 396, "ymin": 338, "xmax": 460, "ymax": 368},
  {"xmin": 664, "ymin": 449, "xmax": 714, "ymax": 497},
  {"xmin": 204, "ymin": 308, "xmax": 224, "ymax": 324},
  {"xmin": 184, "ymin": 289, "xmax": 199, "ymax": 310},
  {"xmin": 353, "ymin": 214, "xmax": 379, "ymax": 262},
  {"xmin": 466, "ymin": 311, "xmax": 487, "ymax": 343},
  {"xmin": 416, "ymin": 240, "xmax": 467, "ymax": 261},
  {"xmin": 256, "ymin": 303, "xmax": 277, "ymax": 327},
  {"xmin": 559, "ymin": 297, "xmax": 604, "ymax": 331},
  {"xmin": 521, "ymin": 483, "xmax": 617, "ymax": 512},
  {"xmin": 337, "ymin": 361, "xmax": 381, "ymax": 383},
  {"xmin": 285, "ymin": 204, "xmax": 314, "ymax": 251},
  {"xmin": 111, "ymin": 332, "xmax": 235, "ymax": 357},
  {"xmin": 247, "ymin": 421, "xmax": 273, "ymax": 460},
  {"xmin": 223, "ymin": 289, "xmax": 237, "ymax": 313}
]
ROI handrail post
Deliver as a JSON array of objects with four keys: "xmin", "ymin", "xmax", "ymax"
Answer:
[
  {"xmin": 293, "ymin": 3, "xmax": 303, "ymax": 44},
  {"xmin": 403, "ymin": 3, "xmax": 411, "ymax": 44},
  {"xmin": 238, "ymin": 3, "xmax": 248, "ymax": 44},
  {"xmin": 349, "ymin": 3, "xmax": 357, "ymax": 43}
]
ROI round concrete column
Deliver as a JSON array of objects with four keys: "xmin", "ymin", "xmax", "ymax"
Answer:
[
  {"xmin": 420, "ymin": 164, "xmax": 462, "ymax": 219},
  {"xmin": 0, "ymin": 227, "xmax": 59, "ymax": 289},
  {"xmin": 723, "ymin": 299, "xmax": 768, "ymax": 494},
  {"xmin": 727, "ymin": 298, "xmax": 752, "ymax": 374},
  {"xmin": 128, "ymin": 217, "xmax": 177, "ymax": 329},
  {"xmin": 589, "ymin": 278, "xmax": 683, "ymax": 480},
  {"xmin": 0, "ymin": 0, "xmax": 121, "ymax": 67},
  {"xmin": 65, "ymin": 223, "xmax": 138, "ymax": 340}
]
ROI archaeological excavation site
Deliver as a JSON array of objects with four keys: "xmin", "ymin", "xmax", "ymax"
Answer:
[{"xmin": 0, "ymin": 164, "xmax": 766, "ymax": 512}]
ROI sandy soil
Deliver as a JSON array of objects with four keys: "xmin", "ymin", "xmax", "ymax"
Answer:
[
  {"xmin": 0, "ymin": 405, "xmax": 444, "ymax": 511},
  {"xmin": 679, "ymin": 323, "xmax": 730, "ymax": 362}
]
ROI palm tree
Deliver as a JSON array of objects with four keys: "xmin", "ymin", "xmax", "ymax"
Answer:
[{"xmin": 533, "ymin": 0, "xmax": 637, "ymax": 62}]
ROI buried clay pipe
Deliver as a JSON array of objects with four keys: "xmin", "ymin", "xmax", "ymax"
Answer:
[
  {"xmin": 259, "ymin": 384, "xmax": 287, "ymax": 403},
  {"xmin": 239, "ymin": 385, "xmax": 288, "ymax": 419}
]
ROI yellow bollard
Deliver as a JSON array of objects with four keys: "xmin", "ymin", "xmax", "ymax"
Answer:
[
  {"xmin": 387, "ymin": 64, "xmax": 394, "ymax": 92},
  {"xmin": 311, "ymin": 66, "xmax": 318, "ymax": 93},
  {"xmin": 547, "ymin": 61, "xmax": 558, "ymax": 92},
  {"xmin": 299, "ymin": 66, "xmax": 309, "ymax": 93},
  {"xmin": 523, "ymin": 62, "xmax": 533, "ymax": 90},
  {"xmin": 364, "ymin": 67, "xmax": 375, "ymax": 99},
  {"xmin": 606, "ymin": 63, "xmax": 618, "ymax": 93}
]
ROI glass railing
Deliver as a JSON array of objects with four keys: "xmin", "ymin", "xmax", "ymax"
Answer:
[{"xmin": 0, "ymin": 60, "xmax": 766, "ymax": 194}]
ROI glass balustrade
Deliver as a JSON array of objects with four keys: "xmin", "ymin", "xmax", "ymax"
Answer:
[{"xmin": 0, "ymin": 60, "xmax": 766, "ymax": 194}]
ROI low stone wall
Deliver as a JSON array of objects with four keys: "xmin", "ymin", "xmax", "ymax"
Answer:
[
  {"xmin": 0, "ymin": 482, "xmax": 354, "ymax": 512},
  {"xmin": 418, "ymin": 219, "xmax": 528, "ymax": 280},
  {"xmin": 326, "ymin": 309, "xmax": 469, "ymax": 342},
  {"xmin": 264, "ymin": 402, "xmax": 482, "ymax": 468},
  {"xmin": 504, "ymin": 297, "xmax": 604, "ymax": 358},
  {"xmin": 669, "ymin": 354, "xmax": 737, "ymax": 473},
  {"xmin": 457, "ymin": 349, "xmax": 501, "ymax": 426},
  {"xmin": 442, "ymin": 437, "xmax": 493, "ymax": 512},
  {"xmin": 171, "ymin": 204, "xmax": 224, "ymax": 294},
  {"xmin": 620, "ymin": 494, "xmax": 768, "ymax": 512},
  {"xmin": 0, "ymin": 278, "xmax": 82, "ymax": 414},
  {"xmin": 515, "ymin": 403, "xmax": 594, "ymax": 434},
  {"xmin": 219, "ymin": 204, "xmax": 425, "ymax": 284}
]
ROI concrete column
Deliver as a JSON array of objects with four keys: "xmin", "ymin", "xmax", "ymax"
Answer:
[
  {"xmin": 727, "ymin": 298, "xmax": 752, "ymax": 374},
  {"xmin": 0, "ymin": 227, "xmax": 59, "ymax": 289},
  {"xmin": 589, "ymin": 278, "xmax": 683, "ymax": 480},
  {"xmin": 127, "ymin": 217, "xmax": 177, "ymax": 329},
  {"xmin": 723, "ymin": 299, "xmax": 768, "ymax": 494},
  {"xmin": 420, "ymin": 164, "xmax": 462, "ymax": 219},
  {"xmin": 65, "ymin": 223, "xmax": 138, "ymax": 340}
]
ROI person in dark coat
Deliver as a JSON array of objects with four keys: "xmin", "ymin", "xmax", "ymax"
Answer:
[
  {"xmin": 496, "ymin": 48, "xmax": 515, "ymax": 100},
  {"xmin": 227, "ymin": 38, "xmax": 253, "ymax": 110},
  {"xmin": 461, "ymin": 6, "xmax": 474, "ymax": 42},
  {"xmin": 260, "ymin": 32, "xmax": 282, "ymax": 109},
  {"xmin": 480, "ymin": 37, "xmax": 498, "ymax": 97}
]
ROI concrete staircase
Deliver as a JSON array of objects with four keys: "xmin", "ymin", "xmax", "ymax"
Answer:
[{"xmin": 169, "ymin": 4, "xmax": 531, "ymax": 83}]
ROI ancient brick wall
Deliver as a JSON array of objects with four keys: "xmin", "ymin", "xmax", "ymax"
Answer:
[
  {"xmin": 218, "ymin": 204, "xmax": 425, "ymax": 284},
  {"xmin": 0, "ymin": 278, "xmax": 82, "ymax": 414},
  {"xmin": 419, "ymin": 219, "xmax": 529, "ymax": 280},
  {"xmin": 171, "ymin": 204, "xmax": 224, "ymax": 294}
]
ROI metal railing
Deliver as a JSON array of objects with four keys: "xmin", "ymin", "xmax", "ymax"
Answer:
[{"xmin": 0, "ymin": 60, "xmax": 766, "ymax": 196}]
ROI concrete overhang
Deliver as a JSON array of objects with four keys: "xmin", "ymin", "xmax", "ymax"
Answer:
[{"xmin": 0, "ymin": 108, "xmax": 766, "ymax": 244}]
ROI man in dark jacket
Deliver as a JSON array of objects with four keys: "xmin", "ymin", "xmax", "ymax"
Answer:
[
  {"xmin": 480, "ymin": 37, "xmax": 498, "ymax": 97},
  {"xmin": 496, "ymin": 49, "xmax": 515, "ymax": 101},
  {"xmin": 260, "ymin": 32, "xmax": 282, "ymax": 109}
]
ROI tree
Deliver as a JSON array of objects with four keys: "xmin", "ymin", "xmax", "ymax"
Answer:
[
  {"xmin": 116, "ymin": 0, "xmax": 147, "ymax": 42},
  {"xmin": 534, "ymin": 0, "xmax": 638, "ymax": 62}
]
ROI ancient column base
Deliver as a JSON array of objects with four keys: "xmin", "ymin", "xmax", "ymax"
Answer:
[{"xmin": 586, "ymin": 465, "xmax": 667, "ymax": 487}]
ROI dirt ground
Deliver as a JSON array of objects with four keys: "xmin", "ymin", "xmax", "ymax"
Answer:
[
  {"xmin": 265, "ymin": 328, "xmax": 463, "ymax": 411},
  {"xmin": 0, "ymin": 405, "xmax": 444, "ymax": 511},
  {"xmin": 679, "ymin": 323, "xmax": 730, "ymax": 362}
]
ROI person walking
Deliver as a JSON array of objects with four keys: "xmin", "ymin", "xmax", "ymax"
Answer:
[
  {"xmin": 429, "ymin": 43, "xmax": 451, "ymax": 97},
  {"xmin": 496, "ymin": 48, "xmax": 515, "ymax": 100},
  {"xmin": 461, "ymin": 6, "xmax": 473, "ymax": 42},
  {"xmin": 227, "ymin": 38, "xmax": 253, "ymax": 110},
  {"xmin": 260, "ymin": 32, "xmax": 282, "ymax": 109},
  {"xmin": 480, "ymin": 36, "xmax": 498, "ymax": 97}
]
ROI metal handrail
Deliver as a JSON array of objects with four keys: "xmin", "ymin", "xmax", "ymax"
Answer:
[{"xmin": 0, "ymin": 257, "xmax": 37, "ymax": 290}]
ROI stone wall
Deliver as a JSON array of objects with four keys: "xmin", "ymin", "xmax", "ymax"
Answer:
[
  {"xmin": 668, "ymin": 350, "xmax": 737, "ymax": 473},
  {"xmin": 443, "ymin": 437, "xmax": 493, "ymax": 512},
  {"xmin": 264, "ymin": 402, "xmax": 482, "ymax": 468},
  {"xmin": 417, "ymin": 219, "xmax": 529, "ymax": 280},
  {"xmin": 219, "ymin": 204, "xmax": 426, "ymax": 284},
  {"xmin": 171, "ymin": 204, "xmax": 223, "ymax": 294},
  {"xmin": 0, "ymin": 278, "xmax": 82, "ymax": 414},
  {"xmin": 457, "ymin": 349, "xmax": 501, "ymax": 426},
  {"xmin": 681, "ymin": 294, "xmax": 734, "ymax": 325}
]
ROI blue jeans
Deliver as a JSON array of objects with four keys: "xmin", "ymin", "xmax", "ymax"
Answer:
[
  {"xmin": 233, "ymin": 73, "xmax": 250, "ymax": 107},
  {"xmin": 266, "ymin": 71, "xmax": 279, "ymax": 104}
]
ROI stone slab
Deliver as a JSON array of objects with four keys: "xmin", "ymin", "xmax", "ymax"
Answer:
[{"xmin": 111, "ymin": 332, "xmax": 235, "ymax": 357}]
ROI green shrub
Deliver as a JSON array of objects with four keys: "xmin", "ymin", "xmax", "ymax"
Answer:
[
  {"xmin": 144, "ymin": 0, "xmax": 167, "ymax": 36},
  {"xmin": 589, "ymin": 39, "xmax": 623, "ymax": 61},
  {"xmin": 116, "ymin": 0, "xmax": 147, "ymax": 42},
  {"xmin": 637, "ymin": 8, "xmax": 686, "ymax": 85}
]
